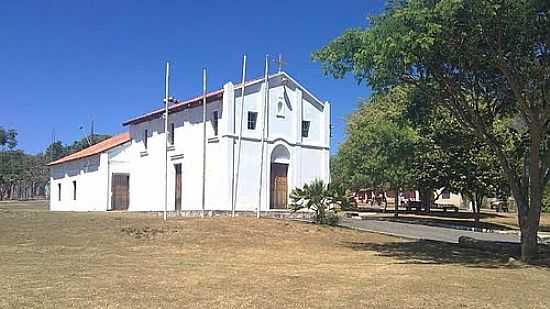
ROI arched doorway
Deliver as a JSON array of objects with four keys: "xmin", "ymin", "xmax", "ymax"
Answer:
[{"xmin": 270, "ymin": 144, "xmax": 290, "ymax": 209}]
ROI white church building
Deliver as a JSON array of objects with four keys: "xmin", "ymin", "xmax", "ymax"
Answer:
[{"xmin": 48, "ymin": 72, "xmax": 330, "ymax": 214}]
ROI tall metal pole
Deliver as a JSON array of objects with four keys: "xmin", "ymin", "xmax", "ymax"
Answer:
[
  {"xmin": 90, "ymin": 120, "xmax": 94, "ymax": 144},
  {"xmin": 257, "ymin": 55, "xmax": 269, "ymax": 219},
  {"xmin": 163, "ymin": 62, "xmax": 170, "ymax": 222},
  {"xmin": 201, "ymin": 68, "xmax": 207, "ymax": 217},
  {"xmin": 232, "ymin": 55, "xmax": 247, "ymax": 217}
]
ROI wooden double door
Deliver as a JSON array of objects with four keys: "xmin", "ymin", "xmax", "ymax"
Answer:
[
  {"xmin": 111, "ymin": 174, "xmax": 129, "ymax": 210},
  {"xmin": 270, "ymin": 163, "xmax": 288, "ymax": 209},
  {"xmin": 174, "ymin": 164, "xmax": 182, "ymax": 212},
  {"xmin": 111, "ymin": 165, "xmax": 182, "ymax": 212}
]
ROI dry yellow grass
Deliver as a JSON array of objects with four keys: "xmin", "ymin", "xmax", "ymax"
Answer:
[{"xmin": 1, "ymin": 200, "xmax": 549, "ymax": 309}]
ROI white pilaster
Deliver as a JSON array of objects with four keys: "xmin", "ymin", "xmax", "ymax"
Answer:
[
  {"xmin": 293, "ymin": 88, "xmax": 303, "ymax": 188},
  {"xmin": 222, "ymin": 82, "xmax": 235, "ymax": 210},
  {"xmin": 222, "ymin": 82, "xmax": 235, "ymax": 135}
]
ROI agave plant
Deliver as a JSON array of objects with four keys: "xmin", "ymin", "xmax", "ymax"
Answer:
[{"xmin": 290, "ymin": 179, "xmax": 339, "ymax": 225}]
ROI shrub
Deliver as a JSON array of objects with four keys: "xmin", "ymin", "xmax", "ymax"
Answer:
[{"xmin": 290, "ymin": 179, "xmax": 340, "ymax": 225}]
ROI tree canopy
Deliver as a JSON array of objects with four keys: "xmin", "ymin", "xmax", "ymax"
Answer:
[
  {"xmin": 0, "ymin": 127, "xmax": 18, "ymax": 150},
  {"xmin": 315, "ymin": 0, "xmax": 550, "ymax": 261},
  {"xmin": 0, "ymin": 127, "xmax": 111, "ymax": 200}
]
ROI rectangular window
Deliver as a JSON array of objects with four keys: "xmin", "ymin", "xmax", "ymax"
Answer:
[
  {"xmin": 73, "ymin": 180, "xmax": 77, "ymax": 200},
  {"xmin": 144, "ymin": 129, "xmax": 148, "ymax": 149},
  {"xmin": 301, "ymin": 121, "xmax": 310, "ymax": 138},
  {"xmin": 441, "ymin": 189, "xmax": 450, "ymax": 199},
  {"xmin": 58, "ymin": 183, "xmax": 61, "ymax": 201},
  {"xmin": 212, "ymin": 111, "xmax": 219, "ymax": 136},
  {"xmin": 169, "ymin": 123, "xmax": 175, "ymax": 145},
  {"xmin": 247, "ymin": 111, "xmax": 257, "ymax": 130}
]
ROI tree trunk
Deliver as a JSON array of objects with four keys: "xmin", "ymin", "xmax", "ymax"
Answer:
[
  {"xmin": 9, "ymin": 183, "xmax": 14, "ymax": 200},
  {"xmin": 473, "ymin": 192, "xmax": 483, "ymax": 226},
  {"xmin": 520, "ymin": 222, "xmax": 539, "ymax": 261},
  {"xmin": 471, "ymin": 201, "xmax": 478, "ymax": 224},
  {"xmin": 419, "ymin": 189, "xmax": 433, "ymax": 212},
  {"xmin": 383, "ymin": 191, "xmax": 388, "ymax": 212},
  {"xmin": 503, "ymin": 127, "xmax": 545, "ymax": 262},
  {"xmin": 394, "ymin": 187, "xmax": 400, "ymax": 218},
  {"xmin": 520, "ymin": 128, "xmax": 544, "ymax": 261}
]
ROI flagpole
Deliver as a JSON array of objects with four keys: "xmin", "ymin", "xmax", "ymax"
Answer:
[
  {"xmin": 201, "ymin": 68, "xmax": 207, "ymax": 218},
  {"xmin": 232, "ymin": 55, "xmax": 247, "ymax": 217},
  {"xmin": 163, "ymin": 62, "xmax": 170, "ymax": 222},
  {"xmin": 257, "ymin": 55, "xmax": 269, "ymax": 219}
]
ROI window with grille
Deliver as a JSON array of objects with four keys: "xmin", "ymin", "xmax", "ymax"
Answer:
[
  {"xmin": 247, "ymin": 111, "xmax": 257, "ymax": 130},
  {"xmin": 212, "ymin": 111, "xmax": 219, "ymax": 136},
  {"xmin": 301, "ymin": 121, "xmax": 310, "ymax": 138},
  {"xmin": 144, "ymin": 129, "xmax": 148, "ymax": 149},
  {"xmin": 169, "ymin": 123, "xmax": 175, "ymax": 145}
]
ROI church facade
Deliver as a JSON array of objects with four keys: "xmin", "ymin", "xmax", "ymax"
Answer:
[{"xmin": 48, "ymin": 72, "xmax": 330, "ymax": 213}]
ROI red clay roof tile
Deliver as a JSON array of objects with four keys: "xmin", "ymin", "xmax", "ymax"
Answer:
[{"xmin": 47, "ymin": 132, "xmax": 130, "ymax": 166}]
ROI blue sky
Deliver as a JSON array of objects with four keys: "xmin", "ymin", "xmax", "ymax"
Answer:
[{"xmin": 0, "ymin": 0, "xmax": 383, "ymax": 154}]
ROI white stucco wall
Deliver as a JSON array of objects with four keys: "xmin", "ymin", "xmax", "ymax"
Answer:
[
  {"xmin": 222, "ymin": 74, "xmax": 331, "ymax": 211},
  {"xmin": 49, "ymin": 72, "xmax": 330, "ymax": 212},
  {"xmin": 122, "ymin": 73, "xmax": 330, "ymax": 212},
  {"xmin": 49, "ymin": 154, "xmax": 108, "ymax": 211},
  {"xmin": 436, "ymin": 188, "xmax": 464, "ymax": 208},
  {"xmin": 126, "ymin": 97, "xmax": 227, "ymax": 211}
]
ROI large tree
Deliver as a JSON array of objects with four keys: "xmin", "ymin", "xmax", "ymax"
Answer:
[
  {"xmin": 338, "ymin": 86, "xmax": 417, "ymax": 216},
  {"xmin": 406, "ymin": 92, "xmax": 507, "ymax": 221},
  {"xmin": 314, "ymin": 0, "xmax": 550, "ymax": 261}
]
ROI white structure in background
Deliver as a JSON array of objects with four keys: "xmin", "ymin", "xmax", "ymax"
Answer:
[{"xmin": 49, "ymin": 72, "xmax": 330, "ymax": 212}]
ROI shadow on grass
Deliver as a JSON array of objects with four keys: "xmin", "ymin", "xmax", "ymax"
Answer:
[
  {"xmin": 370, "ymin": 216, "xmax": 514, "ymax": 231},
  {"xmin": 343, "ymin": 239, "xmax": 550, "ymax": 269},
  {"xmin": 350, "ymin": 206, "xmax": 506, "ymax": 220},
  {"xmin": 348, "ymin": 207, "xmax": 550, "ymax": 232}
]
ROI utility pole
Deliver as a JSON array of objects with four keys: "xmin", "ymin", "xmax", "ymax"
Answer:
[
  {"xmin": 80, "ymin": 125, "xmax": 92, "ymax": 146},
  {"xmin": 163, "ymin": 62, "xmax": 170, "ymax": 222},
  {"xmin": 257, "ymin": 55, "xmax": 269, "ymax": 218},
  {"xmin": 232, "ymin": 55, "xmax": 247, "ymax": 217},
  {"xmin": 201, "ymin": 68, "xmax": 207, "ymax": 218},
  {"xmin": 274, "ymin": 53, "xmax": 285, "ymax": 73},
  {"xmin": 90, "ymin": 120, "xmax": 94, "ymax": 144},
  {"xmin": 51, "ymin": 128, "xmax": 56, "ymax": 161}
]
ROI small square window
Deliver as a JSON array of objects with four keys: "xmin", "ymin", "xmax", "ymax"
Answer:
[
  {"xmin": 247, "ymin": 111, "xmax": 258, "ymax": 130},
  {"xmin": 276, "ymin": 99, "xmax": 285, "ymax": 118},
  {"xmin": 212, "ymin": 111, "xmax": 219, "ymax": 136},
  {"xmin": 144, "ymin": 129, "xmax": 148, "ymax": 149},
  {"xmin": 301, "ymin": 121, "xmax": 310, "ymax": 138},
  {"xmin": 169, "ymin": 123, "xmax": 175, "ymax": 145}
]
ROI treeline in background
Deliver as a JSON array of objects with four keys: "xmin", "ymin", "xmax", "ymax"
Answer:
[{"xmin": 0, "ymin": 126, "xmax": 109, "ymax": 200}]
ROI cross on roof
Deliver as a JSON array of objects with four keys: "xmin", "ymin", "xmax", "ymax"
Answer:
[{"xmin": 273, "ymin": 53, "xmax": 286, "ymax": 73}]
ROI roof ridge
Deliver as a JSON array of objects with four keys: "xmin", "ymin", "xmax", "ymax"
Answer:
[{"xmin": 122, "ymin": 72, "xmax": 296, "ymax": 126}]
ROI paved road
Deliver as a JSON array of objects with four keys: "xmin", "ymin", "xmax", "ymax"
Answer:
[{"xmin": 341, "ymin": 218, "xmax": 521, "ymax": 243}]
